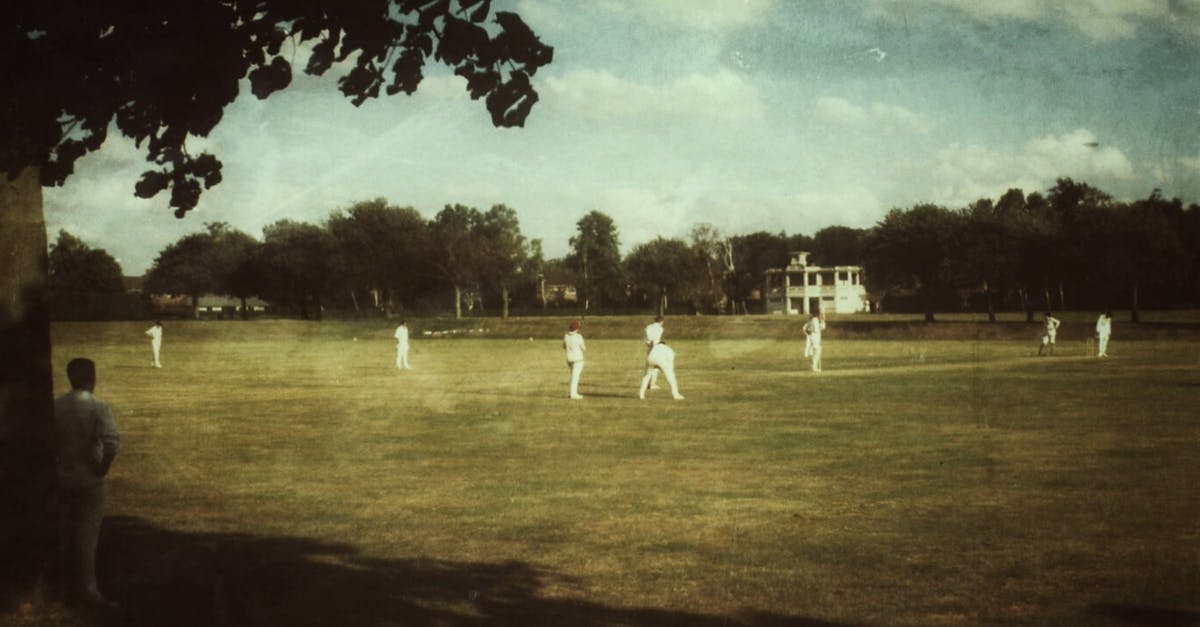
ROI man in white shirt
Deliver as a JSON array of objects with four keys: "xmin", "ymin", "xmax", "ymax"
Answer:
[
  {"xmin": 803, "ymin": 312, "xmax": 826, "ymax": 372},
  {"xmin": 1038, "ymin": 312, "xmax": 1061, "ymax": 356},
  {"xmin": 639, "ymin": 342, "xmax": 684, "ymax": 400},
  {"xmin": 1095, "ymin": 311, "xmax": 1112, "ymax": 357},
  {"xmin": 643, "ymin": 316, "xmax": 664, "ymax": 389},
  {"xmin": 54, "ymin": 358, "xmax": 120, "ymax": 606},
  {"xmin": 144, "ymin": 321, "xmax": 163, "ymax": 368},
  {"xmin": 394, "ymin": 320, "xmax": 412, "ymax": 370},
  {"xmin": 563, "ymin": 320, "xmax": 585, "ymax": 399}
]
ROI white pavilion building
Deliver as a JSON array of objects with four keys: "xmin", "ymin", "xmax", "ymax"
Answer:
[{"xmin": 764, "ymin": 251, "xmax": 868, "ymax": 315}]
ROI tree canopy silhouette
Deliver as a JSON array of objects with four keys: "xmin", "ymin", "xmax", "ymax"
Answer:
[{"xmin": 2, "ymin": 0, "xmax": 553, "ymax": 215}]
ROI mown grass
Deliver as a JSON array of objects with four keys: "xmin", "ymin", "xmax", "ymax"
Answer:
[{"xmin": 13, "ymin": 317, "xmax": 1200, "ymax": 626}]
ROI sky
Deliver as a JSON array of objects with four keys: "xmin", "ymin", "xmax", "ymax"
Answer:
[{"xmin": 42, "ymin": 0, "xmax": 1200, "ymax": 275}]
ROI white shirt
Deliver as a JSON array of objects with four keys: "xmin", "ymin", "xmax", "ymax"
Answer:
[
  {"xmin": 145, "ymin": 325, "xmax": 162, "ymax": 344},
  {"xmin": 563, "ymin": 331, "xmax": 585, "ymax": 363},
  {"xmin": 644, "ymin": 322, "xmax": 663, "ymax": 347},
  {"xmin": 1045, "ymin": 316, "xmax": 1061, "ymax": 334},
  {"xmin": 1095, "ymin": 315, "xmax": 1111, "ymax": 336},
  {"xmin": 803, "ymin": 317, "xmax": 825, "ymax": 343},
  {"xmin": 394, "ymin": 325, "xmax": 409, "ymax": 347}
]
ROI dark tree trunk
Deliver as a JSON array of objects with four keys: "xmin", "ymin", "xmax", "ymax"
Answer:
[
  {"xmin": 0, "ymin": 167, "xmax": 57, "ymax": 597},
  {"xmin": 240, "ymin": 296, "xmax": 249, "ymax": 320},
  {"xmin": 501, "ymin": 285, "xmax": 510, "ymax": 320},
  {"xmin": 985, "ymin": 286, "xmax": 996, "ymax": 323},
  {"xmin": 453, "ymin": 284, "xmax": 462, "ymax": 319},
  {"xmin": 1130, "ymin": 284, "xmax": 1140, "ymax": 323}
]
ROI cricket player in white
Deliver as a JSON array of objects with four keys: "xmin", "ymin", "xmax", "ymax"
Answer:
[
  {"xmin": 639, "ymin": 342, "xmax": 683, "ymax": 400},
  {"xmin": 1038, "ymin": 312, "xmax": 1061, "ymax": 356},
  {"xmin": 1095, "ymin": 311, "xmax": 1112, "ymax": 357},
  {"xmin": 563, "ymin": 320, "xmax": 585, "ymax": 399},
  {"xmin": 144, "ymin": 321, "xmax": 163, "ymax": 368},
  {"xmin": 394, "ymin": 320, "xmax": 412, "ymax": 369},
  {"xmin": 643, "ymin": 315, "xmax": 664, "ymax": 389},
  {"xmin": 803, "ymin": 312, "xmax": 825, "ymax": 372}
]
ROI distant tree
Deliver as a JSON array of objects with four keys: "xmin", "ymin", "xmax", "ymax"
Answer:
[
  {"xmin": 47, "ymin": 230, "xmax": 124, "ymax": 294},
  {"xmin": 960, "ymin": 200, "xmax": 1023, "ymax": 321},
  {"xmin": 144, "ymin": 225, "xmax": 220, "ymax": 318},
  {"xmin": 46, "ymin": 230, "xmax": 126, "ymax": 320},
  {"xmin": 1080, "ymin": 193, "xmax": 1191, "ymax": 322},
  {"xmin": 810, "ymin": 226, "xmax": 866, "ymax": 266},
  {"xmin": 208, "ymin": 224, "xmax": 261, "ymax": 319},
  {"xmin": 625, "ymin": 237, "xmax": 697, "ymax": 316},
  {"xmin": 143, "ymin": 222, "xmax": 256, "ymax": 318},
  {"xmin": 1043, "ymin": 178, "xmax": 1113, "ymax": 310},
  {"xmin": 259, "ymin": 220, "xmax": 335, "ymax": 320},
  {"xmin": 429, "ymin": 204, "xmax": 483, "ymax": 319},
  {"xmin": 327, "ymin": 199, "xmax": 429, "ymax": 316},
  {"xmin": 476, "ymin": 204, "xmax": 527, "ymax": 319},
  {"xmin": 865, "ymin": 204, "xmax": 966, "ymax": 322},
  {"xmin": 726, "ymin": 231, "xmax": 790, "ymax": 313},
  {"xmin": 520, "ymin": 238, "xmax": 547, "ymax": 310},
  {"xmin": 565, "ymin": 211, "xmax": 623, "ymax": 311},
  {"xmin": 688, "ymin": 223, "xmax": 730, "ymax": 314}
]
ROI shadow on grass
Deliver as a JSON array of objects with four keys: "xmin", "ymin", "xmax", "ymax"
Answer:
[
  {"xmin": 1088, "ymin": 603, "xmax": 1200, "ymax": 627},
  {"xmin": 48, "ymin": 516, "xmax": 848, "ymax": 627}
]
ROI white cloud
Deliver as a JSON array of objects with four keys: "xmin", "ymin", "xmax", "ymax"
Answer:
[
  {"xmin": 928, "ymin": 128, "xmax": 1134, "ymax": 206},
  {"xmin": 594, "ymin": 0, "xmax": 776, "ymax": 31},
  {"xmin": 543, "ymin": 68, "xmax": 764, "ymax": 122},
  {"xmin": 866, "ymin": 0, "xmax": 1200, "ymax": 43},
  {"xmin": 1182, "ymin": 154, "xmax": 1200, "ymax": 172},
  {"xmin": 813, "ymin": 96, "xmax": 934, "ymax": 133},
  {"xmin": 867, "ymin": 0, "xmax": 1044, "ymax": 22}
]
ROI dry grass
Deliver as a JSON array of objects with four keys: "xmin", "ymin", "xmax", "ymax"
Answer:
[{"xmin": 19, "ymin": 318, "xmax": 1200, "ymax": 626}]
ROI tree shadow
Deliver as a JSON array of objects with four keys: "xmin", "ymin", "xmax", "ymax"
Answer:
[
  {"xmin": 41, "ymin": 516, "xmax": 851, "ymax": 627},
  {"xmin": 1088, "ymin": 603, "xmax": 1200, "ymax": 627}
]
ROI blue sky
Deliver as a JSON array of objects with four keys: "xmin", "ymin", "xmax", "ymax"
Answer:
[{"xmin": 43, "ymin": 0, "xmax": 1200, "ymax": 274}]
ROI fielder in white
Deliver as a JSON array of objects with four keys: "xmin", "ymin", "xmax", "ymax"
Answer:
[
  {"xmin": 639, "ymin": 342, "xmax": 683, "ymax": 400},
  {"xmin": 1038, "ymin": 312, "xmax": 1061, "ymax": 356},
  {"xmin": 563, "ymin": 320, "xmax": 585, "ymax": 399},
  {"xmin": 643, "ymin": 315, "xmax": 664, "ymax": 389},
  {"xmin": 144, "ymin": 320, "xmax": 163, "ymax": 368},
  {"xmin": 1095, "ymin": 311, "xmax": 1112, "ymax": 357},
  {"xmin": 803, "ymin": 312, "xmax": 825, "ymax": 372},
  {"xmin": 394, "ymin": 320, "xmax": 412, "ymax": 369}
]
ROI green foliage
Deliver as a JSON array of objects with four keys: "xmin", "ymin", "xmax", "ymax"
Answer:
[
  {"xmin": 143, "ymin": 222, "xmax": 259, "ymax": 317},
  {"xmin": 624, "ymin": 237, "xmax": 697, "ymax": 315},
  {"xmin": 327, "ymin": 199, "xmax": 431, "ymax": 314},
  {"xmin": 1, "ymin": 0, "xmax": 552, "ymax": 215},
  {"xmin": 259, "ymin": 219, "xmax": 336, "ymax": 320},
  {"xmin": 565, "ymin": 211, "xmax": 623, "ymax": 310},
  {"xmin": 47, "ymin": 230, "xmax": 124, "ymax": 293},
  {"xmin": 865, "ymin": 204, "xmax": 966, "ymax": 321}
]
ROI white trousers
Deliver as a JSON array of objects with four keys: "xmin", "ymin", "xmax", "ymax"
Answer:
[
  {"xmin": 809, "ymin": 341, "xmax": 822, "ymax": 372},
  {"xmin": 640, "ymin": 345, "xmax": 681, "ymax": 399},
  {"xmin": 1097, "ymin": 334, "xmax": 1110, "ymax": 356},
  {"xmin": 396, "ymin": 344, "xmax": 411, "ymax": 369},
  {"xmin": 150, "ymin": 340, "xmax": 162, "ymax": 368},
  {"xmin": 567, "ymin": 360, "xmax": 584, "ymax": 397}
]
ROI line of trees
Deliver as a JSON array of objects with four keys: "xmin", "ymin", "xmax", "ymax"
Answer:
[
  {"xmin": 866, "ymin": 179, "xmax": 1199, "ymax": 322},
  {"xmin": 143, "ymin": 200, "xmax": 538, "ymax": 320},
  {"xmin": 72, "ymin": 179, "xmax": 1200, "ymax": 322}
]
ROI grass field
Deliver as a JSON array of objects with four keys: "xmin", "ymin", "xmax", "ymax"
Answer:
[{"xmin": 14, "ymin": 317, "xmax": 1200, "ymax": 626}]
